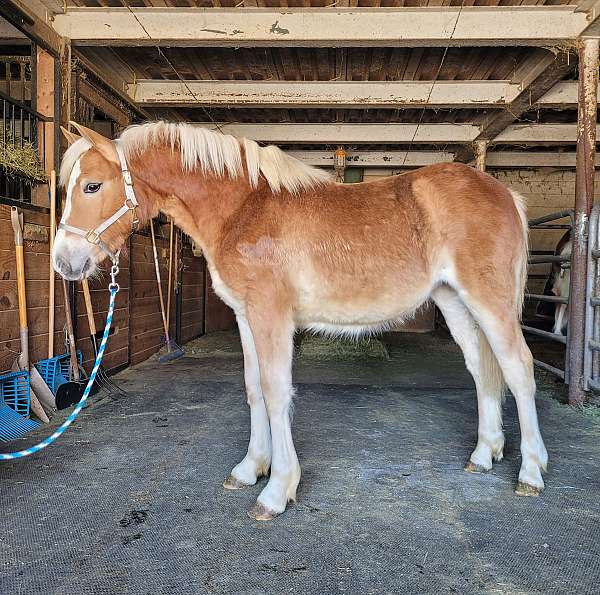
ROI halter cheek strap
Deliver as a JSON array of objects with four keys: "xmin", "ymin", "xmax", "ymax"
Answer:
[{"xmin": 58, "ymin": 141, "xmax": 140, "ymax": 265}]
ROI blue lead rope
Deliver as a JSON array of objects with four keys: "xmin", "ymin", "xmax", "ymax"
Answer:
[{"xmin": 0, "ymin": 286, "xmax": 119, "ymax": 461}]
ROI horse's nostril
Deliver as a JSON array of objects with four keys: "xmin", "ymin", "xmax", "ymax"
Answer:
[
  {"xmin": 82, "ymin": 258, "xmax": 93, "ymax": 276},
  {"xmin": 55, "ymin": 255, "xmax": 72, "ymax": 277}
]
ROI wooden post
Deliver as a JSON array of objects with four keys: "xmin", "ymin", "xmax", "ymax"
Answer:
[
  {"xmin": 568, "ymin": 38, "xmax": 599, "ymax": 405},
  {"xmin": 474, "ymin": 140, "xmax": 487, "ymax": 172},
  {"xmin": 32, "ymin": 47, "xmax": 55, "ymax": 207}
]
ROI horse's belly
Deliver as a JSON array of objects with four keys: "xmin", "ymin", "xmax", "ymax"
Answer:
[{"xmin": 294, "ymin": 276, "xmax": 430, "ymax": 331}]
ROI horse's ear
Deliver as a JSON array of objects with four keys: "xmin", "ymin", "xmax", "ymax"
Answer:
[
  {"xmin": 69, "ymin": 121, "xmax": 118, "ymax": 164},
  {"xmin": 60, "ymin": 126, "xmax": 81, "ymax": 146}
]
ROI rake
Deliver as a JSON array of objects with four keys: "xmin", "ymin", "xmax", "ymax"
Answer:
[{"xmin": 0, "ymin": 370, "xmax": 40, "ymax": 442}]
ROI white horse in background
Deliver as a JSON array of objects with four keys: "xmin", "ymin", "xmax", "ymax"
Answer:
[{"xmin": 551, "ymin": 231, "xmax": 572, "ymax": 336}]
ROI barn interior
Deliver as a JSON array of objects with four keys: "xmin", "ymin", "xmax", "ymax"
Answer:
[{"xmin": 1, "ymin": 2, "xmax": 599, "ymax": 593}]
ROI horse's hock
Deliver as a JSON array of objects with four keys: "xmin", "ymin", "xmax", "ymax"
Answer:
[{"xmin": 2, "ymin": 3, "xmax": 600, "ymax": 594}]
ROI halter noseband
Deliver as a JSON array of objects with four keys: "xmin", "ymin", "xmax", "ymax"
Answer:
[{"xmin": 58, "ymin": 141, "xmax": 139, "ymax": 265}]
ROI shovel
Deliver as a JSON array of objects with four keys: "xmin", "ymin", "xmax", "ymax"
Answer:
[{"xmin": 10, "ymin": 207, "xmax": 53, "ymax": 421}]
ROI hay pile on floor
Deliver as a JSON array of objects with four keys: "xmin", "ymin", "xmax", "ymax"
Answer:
[
  {"xmin": 296, "ymin": 334, "xmax": 390, "ymax": 360},
  {"xmin": 0, "ymin": 135, "xmax": 47, "ymax": 183}
]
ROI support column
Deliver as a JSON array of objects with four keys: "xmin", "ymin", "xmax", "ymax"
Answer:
[
  {"xmin": 33, "ymin": 47, "xmax": 55, "ymax": 207},
  {"xmin": 568, "ymin": 38, "xmax": 599, "ymax": 405},
  {"xmin": 474, "ymin": 140, "xmax": 487, "ymax": 172}
]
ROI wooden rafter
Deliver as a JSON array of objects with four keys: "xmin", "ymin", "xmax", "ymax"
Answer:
[
  {"xmin": 130, "ymin": 78, "xmax": 593, "ymax": 109},
  {"xmin": 190, "ymin": 122, "xmax": 599, "ymax": 145},
  {"xmin": 0, "ymin": 0, "xmax": 63, "ymax": 57},
  {"xmin": 52, "ymin": 7, "xmax": 591, "ymax": 48},
  {"xmin": 288, "ymin": 150, "xmax": 600, "ymax": 169},
  {"xmin": 130, "ymin": 79, "xmax": 522, "ymax": 108},
  {"xmin": 73, "ymin": 50, "xmax": 149, "ymax": 121}
]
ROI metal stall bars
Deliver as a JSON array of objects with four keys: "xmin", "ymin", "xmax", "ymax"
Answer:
[
  {"xmin": 0, "ymin": 89, "xmax": 48, "ymax": 205},
  {"xmin": 522, "ymin": 210, "xmax": 573, "ymax": 382},
  {"xmin": 584, "ymin": 202, "xmax": 600, "ymax": 394}
]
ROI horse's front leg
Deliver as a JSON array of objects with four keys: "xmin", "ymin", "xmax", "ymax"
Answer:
[
  {"xmin": 223, "ymin": 315, "xmax": 272, "ymax": 489},
  {"xmin": 245, "ymin": 300, "xmax": 299, "ymax": 521}
]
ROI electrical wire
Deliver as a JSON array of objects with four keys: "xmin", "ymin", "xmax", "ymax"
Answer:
[{"xmin": 401, "ymin": 1, "xmax": 466, "ymax": 166}]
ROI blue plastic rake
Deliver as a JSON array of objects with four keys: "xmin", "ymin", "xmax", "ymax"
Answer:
[
  {"xmin": 35, "ymin": 351, "xmax": 83, "ymax": 394},
  {"xmin": 0, "ymin": 370, "xmax": 40, "ymax": 442}
]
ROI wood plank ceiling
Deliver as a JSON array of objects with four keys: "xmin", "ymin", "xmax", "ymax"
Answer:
[{"xmin": 65, "ymin": 0, "xmax": 583, "ymax": 154}]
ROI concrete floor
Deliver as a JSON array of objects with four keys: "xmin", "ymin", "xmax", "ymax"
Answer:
[{"xmin": 1, "ymin": 330, "xmax": 600, "ymax": 594}]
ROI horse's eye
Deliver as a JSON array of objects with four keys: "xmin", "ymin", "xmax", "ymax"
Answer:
[{"xmin": 84, "ymin": 182, "xmax": 102, "ymax": 194}]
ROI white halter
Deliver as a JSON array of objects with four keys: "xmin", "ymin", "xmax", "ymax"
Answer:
[{"xmin": 59, "ymin": 141, "xmax": 139, "ymax": 264}]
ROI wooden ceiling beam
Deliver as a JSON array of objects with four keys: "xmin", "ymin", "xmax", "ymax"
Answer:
[
  {"xmin": 130, "ymin": 79, "xmax": 522, "ymax": 108},
  {"xmin": 287, "ymin": 150, "xmax": 456, "ymax": 167},
  {"xmin": 195, "ymin": 123, "xmax": 479, "ymax": 144},
  {"xmin": 485, "ymin": 151, "xmax": 600, "ymax": 168},
  {"xmin": 52, "ymin": 7, "xmax": 590, "ymax": 48},
  {"xmin": 287, "ymin": 150, "xmax": 600, "ymax": 168},
  {"xmin": 537, "ymin": 81, "xmax": 596, "ymax": 108},
  {"xmin": 493, "ymin": 123, "xmax": 600, "ymax": 145},
  {"xmin": 131, "ymin": 78, "xmax": 592, "ymax": 109},
  {"xmin": 190, "ymin": 122, "xmax": 596, "ymax": 144}
]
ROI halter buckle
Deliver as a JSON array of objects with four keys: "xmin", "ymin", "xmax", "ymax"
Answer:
[
  {"xmin": 123, "ymin": 170, "xmax": 133, "ymax": 186},
  {"xmin": 85, "ymin": 229, "xmax": 101, "ymax": 245}
]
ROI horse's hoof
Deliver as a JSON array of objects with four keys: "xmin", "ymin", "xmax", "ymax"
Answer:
[
  {"xmin": 223, "ymin": 475, "xmax": 251, "ymax": 490},
  {"xmin": 464, "ymin": 461, "xmax": 489, "ymax": 474},
  {"xmin": 515, "ymin": 481, "xmax": 542, "ymax": 497},
  {"xmin": 247, "ymin": 502, "xmax": 280, "ymax": 521}
]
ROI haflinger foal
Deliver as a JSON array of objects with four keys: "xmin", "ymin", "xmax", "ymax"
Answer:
[{"xmin": 54, "ymin": 121, "xmax": 547, "ymax": 520}]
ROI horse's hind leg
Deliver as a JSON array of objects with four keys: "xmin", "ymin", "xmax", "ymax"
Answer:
[
  {"xmin": 466, "ymin": 300, "xmax": 548, "ymax": 495},
  {"xmin": 223, "ymin": 315, "xmax": 272, "ymax": 490},
  {"xmin": 432, "ymin": 286, "xmax": 505, "ymax": 472}
]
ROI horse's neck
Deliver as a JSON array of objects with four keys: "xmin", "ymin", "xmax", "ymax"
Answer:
[{"xmin": 130, "ymin": 147, "xmax": 251, "ymax": 256}]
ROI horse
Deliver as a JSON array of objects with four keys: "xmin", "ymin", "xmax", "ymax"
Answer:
[
  {"xmin": 551, "ymin": 231, "xmax": 572, "ymax": 335},
  {"xmin": 53, "ymin": 121, "xmax": 548, "ymax": 521}
]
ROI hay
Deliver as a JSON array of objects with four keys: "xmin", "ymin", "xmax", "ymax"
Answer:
[
  {"xmin": 297, "ymin": 334, "xmax": 390, "ymax": 361},
  {"xmin": 0, "ymin": 134, "xmax": 47, "ymax": 183}
]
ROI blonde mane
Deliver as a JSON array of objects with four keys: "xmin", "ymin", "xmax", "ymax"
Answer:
[{"xmin": 60, "ymin": 122, "xmax": 332, "ymax": 193}]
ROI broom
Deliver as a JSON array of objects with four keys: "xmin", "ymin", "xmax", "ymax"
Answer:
[{"xmin": 150, "ymin": 220, "xmax": 184, "ymax": 363}]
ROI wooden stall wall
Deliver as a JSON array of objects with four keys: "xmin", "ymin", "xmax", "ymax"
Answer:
[
  {"xmin": 1, "ymin": 204, "xmax": 207, "ymax": 378},
  {"xmin": 204, "ymin": 271, "xmax": 237, "ymax": 333},
  {"xmin": 129, "ymin": 231, "xmax": 169, "ymax": 366},
  {"xmin": 179, "ymin": 242, "xmax": 205, "ymax": 344},
  {"xmin": 0, "ymin": 205, "xmax": 63, "ymax": 372}
]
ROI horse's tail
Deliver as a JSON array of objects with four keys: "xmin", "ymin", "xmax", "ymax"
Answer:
[{"xmin": 509, "ymin": 189, "xmax": 530, "ymax": 321}]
